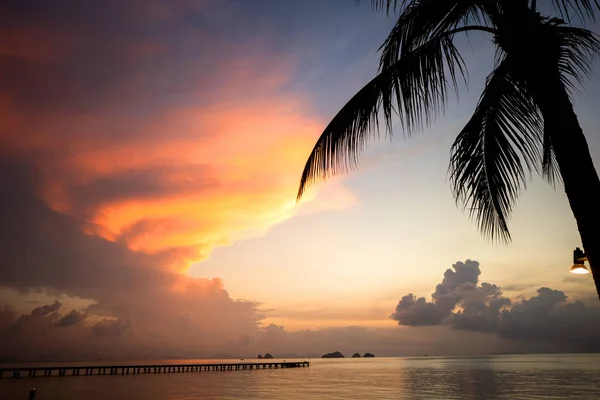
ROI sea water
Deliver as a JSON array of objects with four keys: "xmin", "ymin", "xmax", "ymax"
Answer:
[{"xmin": 1, "ymin": 354, "xmax": 599, "ymax": 399}]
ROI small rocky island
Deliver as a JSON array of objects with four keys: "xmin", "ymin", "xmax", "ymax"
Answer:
[
  {"xmin": 352, "ymin": 353, "xmax": 361, "ymax": 358},
  {"xmin": 321, "ymin": 351, "xmax": 345, "ymax": 358},
  {"xmin": 257, "ymin": 353, "xmax": 274, "ymax": 359},
  {"xmin": 363, "ymin": 353, "xmax": 375, "ymax": 358}
]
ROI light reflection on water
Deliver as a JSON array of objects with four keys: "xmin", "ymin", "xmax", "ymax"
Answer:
[{"xmin": 1, "ymin": 354, "xmax": 599, "ymax": 399}]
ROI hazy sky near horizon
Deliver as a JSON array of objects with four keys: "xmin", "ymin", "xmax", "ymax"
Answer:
[{"xmin": 1, "ymin": 0, "xmax": 600, "ymax": 361}]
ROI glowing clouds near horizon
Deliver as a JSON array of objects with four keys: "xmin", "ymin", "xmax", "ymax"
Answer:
[
  {"xmin": 41, "ymin": 102, "xmax": 334, "ymax": 267},
  {"xmin": 0, "ymin": 0, "xmax": 359, "ymax": 361},
  {"xmin": 0, "ymin": 1, "xmax": 356, "ymax": 274},
  {"xmin": 4, "ymin": 0, "xmax": 599, "ymax": 363}
]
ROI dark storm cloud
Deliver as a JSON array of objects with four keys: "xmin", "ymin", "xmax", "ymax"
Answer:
[
  {"xmin": 491, "ymin": 288, "xmax": 600, "ymax": 346},
  {"xmin": 56, "ymin": 309, "xmax": 88, "ymax": 327},
  {"xmin": 449, "ymin": 282, "xmax": 511, "ymax": 333},
  {"xmin": 31, "ymin": 300, "xmax": 62, "ymax": 317},
  {"xmin": 433, "ymin": 260, "xmax": 481, "ymax": 308},
  {"xmin": 390, "ymin": 294, "xmax": 445, "ymax": 326},
  {"xmin": 0, "ymin": 0, "xmax": 334, "ymax": 363},
  {"xmin": 0, "ymin": 306, "xmax": 18, "ymax": 328},
  {"xmin": 0, "ymin": 0, "xmax": 218, "ymax": 115},
  {"xmin": 1, "ymin": 1, "xmax": 140, "ymax": 113},
  {"xmin": 391, "ymin": 260, "xmax": 600, "ymax": 351},
  {"xmin": 0, "ymin": 0, "xmax": 308, "ymax": 123},
  {"xmin": 0, "ymin": 302, "xmax": 517, "ymax": 362},
  {"xmin": 91, "ymin": 319, "xmax": 129, "ymax": 338},
  {"xmin": 64, "ymin": 164, "xmax": 219, "ymax": 212},
  {"xmin": 11, "ymin": 299, "xmax": 85, "ymax": 329},
  {"xmin": 0, "ymin": 157, "xmax": 172, "ymax": 296},
  {"xmin": 390, "ymin": 260, "xmax": 483, "ymax": 325},
  {"xmin": 0, "ymin": 157, "xmax": 262, "ymax": 360}
]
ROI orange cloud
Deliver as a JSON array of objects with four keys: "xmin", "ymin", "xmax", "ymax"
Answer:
[
  {"xmin": 0, "ymin": 10, "xmax": 357, "ymax": 274},
  {"xmin": 37, "ymin": 97, "xmax": 353, "ymax": 265},
  {"xmin": 0, "ymin": 7, "xmax": 361, "ymax": 366}
]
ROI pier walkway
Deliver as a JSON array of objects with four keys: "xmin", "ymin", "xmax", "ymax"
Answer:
[{"xmin": 0, "ymin": 361, "xmax": 309, "ymax": 379}]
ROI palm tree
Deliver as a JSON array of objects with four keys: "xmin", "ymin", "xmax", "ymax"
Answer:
[{"xmin": 296, "ymin": 0, "xmax": 600, "ymax": 298}]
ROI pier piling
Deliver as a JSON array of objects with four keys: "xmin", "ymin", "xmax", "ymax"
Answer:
[{"xmin": 1, "ymin": 361, "xmax": 309, "ymax": 380}]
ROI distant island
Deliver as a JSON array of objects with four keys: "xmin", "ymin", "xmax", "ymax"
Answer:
[
  {"xmin": 321, "ymin": 351, "xmax": 345, "ymax": 358},
  {"xmin": 363, "ymin": 353, "xmax": 375, "ymax": 358},
  {"xmin": 352, "ymin": 353, "xmax": 361, "ymax": 358},
  {"xmin": 257, "ymin": 353, "xmax": 274, "ymax": 359}
]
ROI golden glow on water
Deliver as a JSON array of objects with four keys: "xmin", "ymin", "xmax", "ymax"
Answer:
[{"xmin": 2, "ymin": 354, "xmax": 600, "ymax": 400}]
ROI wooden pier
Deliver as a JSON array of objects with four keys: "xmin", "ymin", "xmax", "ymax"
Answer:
[{"xmin": 0, "ymin": 361, "xmax": 309, "ymax": 379}]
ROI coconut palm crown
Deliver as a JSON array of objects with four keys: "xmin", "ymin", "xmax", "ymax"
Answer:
[{"xmin": 296, "ymin": 0, "xmax": 600, "ymax": 297}]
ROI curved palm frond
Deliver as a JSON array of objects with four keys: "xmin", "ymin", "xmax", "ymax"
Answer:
[
  {"xmin": 552, "ymin": 0, "xmax": 600, "ymax": 21},
  {"xmin": 537, "ymin": 24, "xmax": 599, "ymax": 185},
  {"xmin": 541, "ymin": 125, "xmax": 561, "ymax": 185},
  {"xmin": 297, "ymin": 36, "xmax": 466, "ymax": 200},
  {"xmin": 378, "ymin": 0, "xmax": 490, "ymax": 71},
  {"xmin": 449, "ymin": 57, "xmax": 544, "ymax": 242},
  {"xmin": 555, "ymin": 25, "xmax": 600, "ymax": 90},
  {"xmin": 370, "ymin": 0, "xmax": 409, "ymax": 14}
]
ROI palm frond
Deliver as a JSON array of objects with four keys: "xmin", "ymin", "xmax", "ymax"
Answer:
[
  {"xmin": 534, "ymin": 23, "xmax": 598, "ymax": 185},
  {"xmin": 555, "ymin": 25, "xmax": 600, "ymax": 91},
  {"xmin": 297, "ymin": 36, "xmax": 466, "ymax": 200},
  {"xmin": 552, "ymin": 0, "xmax": 600, "ymax": 21},
  {"xmin": 370, "ymin": 0, "xmax": 409, "ymax": 14},
  {"xmin": 378, "ymin": 0, "xmax": 489, "ymax": 71},
  {"xmin": 541, "ymin": 127, "xmax": 561, "ymax": 186},
  {"xmin": 449, "ymin": 57, "xmax": 544, "ymax": 242}
]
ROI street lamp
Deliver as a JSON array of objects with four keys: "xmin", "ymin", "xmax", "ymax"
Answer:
[{"xmin": 570, "ymin": 247, "xmax": 589, "ymax": 275}]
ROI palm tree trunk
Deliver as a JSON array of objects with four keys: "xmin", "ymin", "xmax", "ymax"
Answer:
[{"xmin": 530, "ymin": 75, "xmax": 600, "ymax": 299}]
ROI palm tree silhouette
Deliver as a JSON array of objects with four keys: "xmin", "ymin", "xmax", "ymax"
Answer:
[{"xmin": 297, "ymin": 0, "xmax": 600, "ymax": 298}]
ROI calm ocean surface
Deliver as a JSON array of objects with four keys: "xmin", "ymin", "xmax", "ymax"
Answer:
[{"xmin": 1, "ymin": 354, "xmax": 599, "ymax": 400}]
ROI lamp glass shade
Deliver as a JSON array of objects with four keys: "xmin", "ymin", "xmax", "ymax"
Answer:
[{"xmin": 570, "ymin": 264, "xmax": 590, "ymax": 274}]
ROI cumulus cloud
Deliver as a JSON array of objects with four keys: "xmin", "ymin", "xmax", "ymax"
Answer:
[
  {"xmin": 56, "ymin": 310, "xmax": 88, "ymax": 327},
  {"xmin": 0, "ymin": 0, "xmax": 355, "ymax": 362},
  {"xmin": 31, "ymin": 300, "xmax": 62, "ymax": 317},
  {"xmin": 391, "ymin": 260, "xmax": 600, "ymax": 352},
  {"xmin": 0, "ymin": 155, "xmax": 264, "ymax": 361},
  {"xmin": 0, "ymin": 307, "xmax": 17, "ymax": 328},
  {"xmin": 91, "ymin": 319, "xmax": 129, "ymax": 338},
  {"xmin": 0, "ymin": 304, "xmax": 526, "ymax": 361},
  {"xmin": 390, "ymin": 260, "xmax": 483, "ymax": 325},
  {"xmin": 4, "ymin": 0, "xmax": 596, "ymax": 363},
  {"xmin": 0, "ymin": 0, "xmax": 353, "ymax": 268},
  {"xmin": 390, "ymin": 294, "xmax": 445, "ymax": 326}
]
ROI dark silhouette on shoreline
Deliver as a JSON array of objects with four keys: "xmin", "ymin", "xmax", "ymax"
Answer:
[
  {"xmin": 321, "ymin": 351, "xmax": 345, "ymax": 358},
  {"xmin": 352, "ymin": 353, "xmax": 361, "ymax": 358}
]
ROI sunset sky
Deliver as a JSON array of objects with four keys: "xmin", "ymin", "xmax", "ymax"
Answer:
[{"xmin": 1, "ymin": 0, "xmax": 600, "ymax": 362}]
